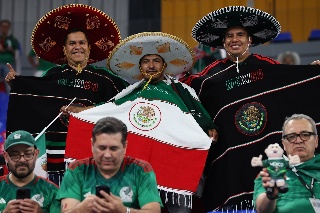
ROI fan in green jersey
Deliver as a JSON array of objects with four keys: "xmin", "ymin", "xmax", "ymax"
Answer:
[{"xmin": 0, "ymin": 130, "xmax": 60, "ymax": 212}]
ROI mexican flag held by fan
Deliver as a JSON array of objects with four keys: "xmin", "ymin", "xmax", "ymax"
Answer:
[{"xmin": 66, "ymin": 97, "xmax": 212, "ymax": 195}]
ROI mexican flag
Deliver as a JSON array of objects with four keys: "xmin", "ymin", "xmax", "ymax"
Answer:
[
  {"xmin": 34, "ymin": 133, "xmax": 47, "ymax": 177},
  {"xmin": 66, "ymin": 97, "xmax": 212, "ymax": 194}
]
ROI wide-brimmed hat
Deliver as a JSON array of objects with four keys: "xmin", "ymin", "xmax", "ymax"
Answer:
[
  {"xmin": 107, "ymin": 32, "xmax": 194, "ymax": 84},
  {"xmin": 31, "ymin": 4, "xmax": 121, "ymax": 64},
  {"xmin": 192, "ymin": 6, "xmax": 281, "ymax": 48}
]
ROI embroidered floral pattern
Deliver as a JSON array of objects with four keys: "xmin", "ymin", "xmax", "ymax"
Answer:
[
  {"xmin": 86, "ymin": 16, "xmax": 100, "ymax": 29},
  {"xmin": 54, "ymin": 16, "xmax": 71, "ymax": 30},
  {"xmin": 95, "ymin": 38, "xmax": 114, "ymax": 51},
  {"xmin": 39, "ymin": 37, "xmax": 57, "ymax": 52}
]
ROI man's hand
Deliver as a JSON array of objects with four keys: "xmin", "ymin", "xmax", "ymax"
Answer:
[
  {"xmin": 93, "ymin": 191, "xmax": 126, "ymax": 213},
  {"xmin": 5, "ymin": 63, "xmax": 17, "ymax": 87},
  {"xmin": 60, "ymin": 105, "xmax": 94, "ymax": 117},
  {"xmin": 310, "ymin": 60, "xmax": 320, "ymax": 65},
  {"xmin": 208, "ymin": 129, "xmax": 218, "ymax": 144},
  {"xmin": 3, "ymin": 199, "xmax": 21, "ymax": 213},
  {"xmin": 19, "ymin": 199, "xmax": 43, "ymax": 213},
  {"xmin": 61, "ymin": 196, "xmax": 96, "ymax": 213}
]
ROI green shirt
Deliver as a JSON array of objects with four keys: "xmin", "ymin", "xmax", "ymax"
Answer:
[
  {"xmin": 28, "ymin": 49, "xmax": 56, "ymax": 72},
  {"xmin": 262, "ymin": 158, "xmax": 288, "ymax": 180},
  {"xmin": 0, "ymin": 175, "xmax": 60, "ymax": 212},
  {"xmin": 254, "ymin": 155, "xmax": 320, "ymax": 213},
  {"xmin": 0, "ymin": 34, "xmax": 19, "ymax": 64},
  {"xmin": 56, "ymin": 157, "xmax": 162, "ymax": 209}
]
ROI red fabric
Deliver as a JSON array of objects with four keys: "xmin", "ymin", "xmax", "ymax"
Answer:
[{"xmin": 66, "ymin": 115, "xmax": 207, "ymax": 192}]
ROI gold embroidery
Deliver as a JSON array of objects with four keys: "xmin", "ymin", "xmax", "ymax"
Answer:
[
  {"xmin": 95, "ymin": 38, "xmax": 114, "ymax": 51},
  {"xmin": 133, "ymin": 73, "xmax": 144, "ymax": 81},
  {"xmin": 39, "ymin": 37, "xmax": 57, "ymax": 52},
  {"xmin": 156, "ymin": 42, "xmax": 170, "ymax": 53},
  {"xmin": 169, "ymin": 59, "xmax": 188, "ymax": 67},
  {"xmin": 130, "ymin": 45, "xmax": 143, "ymax": 55},
  {"xmin": 54, "ymin": 16, "xmax": 71, "ymax": 30},
  {"xmin": 86, "ymin": 16, "xmax": 100, "ymax": 29},
  {"xmin": 116, "ymin": 61, "xmax": 135, "ymax": 70}
]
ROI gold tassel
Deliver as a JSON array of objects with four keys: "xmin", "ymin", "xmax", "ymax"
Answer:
[
  {"xmin": 142, "ymin": 76, "xmax": 152, "ymax": 90},
  {"xmin": 76, "ymin": 64, "xmax": 82, "ymax": 75}
]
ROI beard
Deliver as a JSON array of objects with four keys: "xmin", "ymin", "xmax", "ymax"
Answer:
[{"xmin": 8, "ymin": 161, "xmax": 35, "ymax": 179}]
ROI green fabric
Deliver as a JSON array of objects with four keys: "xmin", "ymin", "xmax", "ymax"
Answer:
[
  {"xmin": 173, "ymin": 79, "xmax": 217, "ymax": 132},
  {"xmin": 114, "ymin": 78, "xmax": 215, "ymax": 133},
  {"xmin": 0, "ymin": 175, "xmax": 60, "ymax": 212},
  {"xmin": 28, "ymin": 49, "xmax": 56, "ymax": 71},
  {"xmin": 262, "ymin": 158, "xmax": 288, "ymax": 180},
  {"xmin": 0, "ymin": 34, "xmax": 19, "ymax": 64},
  {"xmin": 115, "ymin": 81, "xmax": 190, "ymax": 111},
  {"xmin": 254, "ymin": 154, "xmax": 320, "ymax": 213},
  {"xmin": 56, "ymin": 157, "xmax": 162, "ymax": 209}
]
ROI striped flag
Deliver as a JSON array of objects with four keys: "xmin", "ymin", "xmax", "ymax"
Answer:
[
  {"xmin": 66, "ymin": 97, "xmax": 212, "ymax": 194},
  {"xmin": 34, "ymin": 133, "xmax": 47, "ymax": 177}
]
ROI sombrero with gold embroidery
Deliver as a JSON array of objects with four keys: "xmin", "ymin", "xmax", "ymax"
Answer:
[
  {"xmin": 192, "ymin": 6, "xmax": 281, "ymax": 48},
  {"xmin": 107, "ymin": 32, "xmax": 195, "ymax": 84},
  {"xmin": 31, "ymin": 4, "xmax": 121, "ymax": 64}
]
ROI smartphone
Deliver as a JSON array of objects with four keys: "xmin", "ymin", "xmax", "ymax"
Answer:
[
  {"xmin": 96, "ymin": 185, "xmax": 110, "ymax": 198},
  {"xmin": 16, "ymin": 188, "xmax": 31, "ymax": 199}
]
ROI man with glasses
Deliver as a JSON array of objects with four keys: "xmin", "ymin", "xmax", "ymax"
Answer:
[
  {"xmin": 254, "ymin": 114, "xmax": 320, "ymax": 213},
  {"xmin": 0, "ymin": 130, "xmax": 60, "ymax": 212}
]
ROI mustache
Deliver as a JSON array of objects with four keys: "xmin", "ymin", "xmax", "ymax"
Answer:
[{"xmin": 16, "ymin": 163, "xmax": 29, "ymax": 167}]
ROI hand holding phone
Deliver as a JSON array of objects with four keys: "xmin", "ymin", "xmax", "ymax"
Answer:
[
  {"xmin": 96, "ymin": 185, "xmax": 110, "ymax": 198},
  {"xmin": 16, "ymin": 188, "xmax": 31, "ymax": 199}
]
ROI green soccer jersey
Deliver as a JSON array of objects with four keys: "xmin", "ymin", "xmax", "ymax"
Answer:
[
  {"xmin": 0, "ymin": 175, "xmax": 60, "ymax": 212},
  {"xmin": 56, "ymin": 156, "xmax": 162, "ymax": 209},
  {"xmin": 262, "ymin": 158, "xmax": 288, "ymax": 180},
  {"xmin": 254, "ymin": 155, "xmax": 320, "ymax": 213}
]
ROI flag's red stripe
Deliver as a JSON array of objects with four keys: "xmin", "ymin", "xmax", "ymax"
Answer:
[
  {"xmin": 47, "ymin": 158, "xmax": 65, "ymax": 163},
  {"xmin": 66, "ymin": 116, "xmax": 207, "ymax": 192}
]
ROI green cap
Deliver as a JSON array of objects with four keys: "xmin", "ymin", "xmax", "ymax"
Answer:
[{"xmin": 5, "ymin": 130, "xmax": 36, "ymax": 151}]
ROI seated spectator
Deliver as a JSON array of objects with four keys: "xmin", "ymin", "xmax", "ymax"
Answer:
[
  {"xmin": 254, "ymin": 114, "xmax": 319, "ymax": 213},
  {"xmin": 277, "ymin": 51, "xmax": 301, "ymax": 65},
  {"xmin": 57, "ymin": 117, "xmax": 161, "ymax": 213},
  {"xmin": 0, "ymin": 130, "xmax": 60, "ymax": 212}
]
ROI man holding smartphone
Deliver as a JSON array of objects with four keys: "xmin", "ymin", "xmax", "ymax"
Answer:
[
  {"xmin": 0, "ymin": 130, "xmax": 60, "ymax": 212},
  {"xmin": 57, "ymin": 117, "xmax": 161, "ymax": 213}
]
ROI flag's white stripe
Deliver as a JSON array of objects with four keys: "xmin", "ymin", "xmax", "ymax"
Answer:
[
  {"xmin": 73, "ymin": 98, "xmax": 211, "ymax": 149},
  {"xmin": 46, "ymin": 150, "xmax": 65, "ymax": 154}
]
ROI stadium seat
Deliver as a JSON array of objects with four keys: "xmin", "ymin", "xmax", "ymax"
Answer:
[
  {"xmin": 271, "ymin": 32, "xmax": 292, "ymax": 43},
  {"xmin": 308, "ymin": 29, "xmax": 320, "ymax": 41}
]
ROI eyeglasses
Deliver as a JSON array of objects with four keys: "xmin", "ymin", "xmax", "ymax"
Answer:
[
  {"xmin": 282, "ymin": 131, "xmax": 316, "ymax": 143},
  {"xmin": 9, "ymin": 153, "xmax": 35, "ymax": 162}
]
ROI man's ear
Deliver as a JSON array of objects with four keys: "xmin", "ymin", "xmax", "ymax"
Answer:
[
  {"xmin": 91, "ymin": 138, "xmax": 94, "ymax": 153},
  {"xmin": 2, "ymin": 152, "xmax": 9, "ymax": 164},
  {"xmin": 282, "ymin": 140, "xmax": 287, "ymax": 152}
]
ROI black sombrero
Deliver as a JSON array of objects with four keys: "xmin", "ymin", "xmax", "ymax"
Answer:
[{"xmin": 192, "ymin": 6, "xmax": 281, "ymax": 48}]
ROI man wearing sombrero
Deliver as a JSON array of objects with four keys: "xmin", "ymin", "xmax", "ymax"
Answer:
[
  {"xmin": 180, "ymin": 6, "xmax": 285, "ymax": 211},
  {"xmin": 5, "ymin": 4, "xmax": 128, "ymax": 184},
  {"xmin": 107, "ymin": 32, "xmax": 218, "ymax": 213}
]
